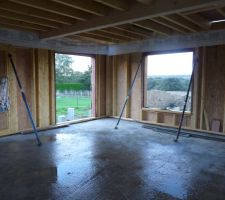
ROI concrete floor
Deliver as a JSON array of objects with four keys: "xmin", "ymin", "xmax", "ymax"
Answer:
[{"xmin": 0, "ymin": 119, "xmax": 225, "ymax": 200}]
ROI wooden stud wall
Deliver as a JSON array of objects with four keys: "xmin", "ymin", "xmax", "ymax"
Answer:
[
  {"xmin": 0, "ymin": 45, "xmax": 55, "ymax": 136},
  {"xmin": 106, "ymin": 45, "xmax": 225, "ymax": 134}
]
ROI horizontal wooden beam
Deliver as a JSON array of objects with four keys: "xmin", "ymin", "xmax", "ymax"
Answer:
[
  {"xmin": 10, "ymin": 0, "xmax": 91, "ymax": 21},
  {"xmin": 0, "ymin": 17, "xmax": 50, "ymax": 31},
  {"xmin": 51, "ymin": 0, "xmax": 109, "ymax": 16},
  {"xmin": 0, "ymin": 1, "xmax": 77, "ymax": 25},
  {"xmin": 93, "ymin": 0, "xmax": 128, "ymax": 11},
  {"xmin": 41, "ymin": 0, "xmax": 225, "ymax": 40},
  {"xmin": 151, "ymin": 17, "xmax": 191, "ymax": 33},
  {"xmin": 163, "ymin": 14, "xmax": 202, "ymax": 32},
  {"xmin": 133, "ymin": 20, "xmax": 176, "ymax": 35},
  {"xmin": 108, "ymin": 29, "xmax": 225, "ymax": 55},
  {"xmin": 0, "ymin": 9, "xmax": 61, "ymax": 29}
]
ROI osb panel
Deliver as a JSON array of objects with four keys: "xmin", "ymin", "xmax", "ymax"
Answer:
[
  {"xmin": 0, "ymin": 50, "xmax": 8, "ymax": 130},
  {"xmin": 95, "ymin": 55, "xmax": 106, "ymax": 117},
  {"xmin": 130, "ymin": 53, "xmax": 142, "ymax": 121},
  {"xmin": 116, "ymin": 55, "xmax": 128, "ymax": 118},
  {"xmin": 143, "ymin": 112, "xmax": 158, "ymax": 123},
  {"xmin": 98, "ymin": 55, "xmax": 106, "ymax": 117},
  {"xmin": 204, "ymin": 45, "xmax": 225, "ymax": 131},
  {"xmin": 163, "ymin": 113, "xmax": 175, "ymax": 125},
  {"xmin": 16, "ymin": 48, "xmax": 34, "ymax": 130},
  {"xmin": 106, "ymin": 56, "xmax": 113, "ymax": 116},
  {"xmin": 175, "ymin": 115, "xmax": 191, "ymax": 127},
  {"xmin": 36, "ymin": 49, "xmax": 50, "ymax": 127}
]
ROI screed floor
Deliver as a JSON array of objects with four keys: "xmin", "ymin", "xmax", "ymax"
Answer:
[{"xmin": 0, "ymin": 119, "xmax": 225, "ymax": 200}]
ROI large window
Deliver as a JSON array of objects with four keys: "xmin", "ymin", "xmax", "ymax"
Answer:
[
  {"xmin": 55, "ymin": 53, "xmax": 94, "ymax": 123},
  {"xmin": 144, "ymin": 51, "xmax": 193, "ymax": 112}
]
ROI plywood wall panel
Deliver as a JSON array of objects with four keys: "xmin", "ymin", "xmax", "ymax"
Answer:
[
  {"xmin": 204, "ymin": 45, "xmax": 225, "ymax": 131},
  {"xmin": 35, "ymin": 49, "xmax": 50, "ymax": 127},
  {"xmin": 16, "ymin": 48, "xmax": 35, "ymax": 130},
  {"xmin": 130, "ymin": 53, "xmax": 142, "ymax": 121},
  {"xmin": 0, "ymin": 50, "xmax": 8, "ymax": 130},
  {"xmin": 95, "ymin": 55, "xmax": 106, "ymax": 117},
  {"xmin": 116, "ymin": 55, "xmax": 128, "ymax": 118}
]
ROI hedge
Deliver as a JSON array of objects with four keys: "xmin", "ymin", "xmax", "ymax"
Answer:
[{"xmin": 56, "ymin": 83, "xmax": 84, "ymax": 91}]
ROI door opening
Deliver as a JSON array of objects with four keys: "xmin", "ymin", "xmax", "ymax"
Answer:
[{"xmin": 55, "ymin": 53, "xmax": 94, "ymax": 123}]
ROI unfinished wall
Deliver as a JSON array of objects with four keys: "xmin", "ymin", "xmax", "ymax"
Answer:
[
  {"xmin": 0, "ymin": 45, "xmax": 55, "ymax": 136},
  {"xmin": 106, "ymin": 45, "xmax": 225, "ymax": 134},
  {"xmin": 0, "ymin": 45, "xmax": 108, "ymax": 136}
]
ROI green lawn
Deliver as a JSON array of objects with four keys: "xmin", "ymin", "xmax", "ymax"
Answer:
[{"xmin": 56, "ymin": 96, "xmax": 92, "ymax": 119}]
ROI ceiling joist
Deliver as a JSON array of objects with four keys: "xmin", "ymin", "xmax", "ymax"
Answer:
[{"xmin": 40, "ymin": 0, "xmax": 225, "ymax": 40}]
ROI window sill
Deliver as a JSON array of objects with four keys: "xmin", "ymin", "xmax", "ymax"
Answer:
[{"xmin": 142, "ymin": 107, "xmax": 192, "ymax": 115}]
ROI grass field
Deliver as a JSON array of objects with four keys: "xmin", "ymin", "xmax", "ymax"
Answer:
[{"xmin": 56, "ymin": 96, "xmax": 92, "ymax": 120}]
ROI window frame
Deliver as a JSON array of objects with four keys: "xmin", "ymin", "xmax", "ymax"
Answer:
[{"xmin": 142, "ymin": 49, "xmax": 195, "ymax": 114}]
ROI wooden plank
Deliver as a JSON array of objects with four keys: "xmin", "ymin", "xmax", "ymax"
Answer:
[{"xmin": 204, "ymin": 109, "xmax": 210, "ymax": 130}]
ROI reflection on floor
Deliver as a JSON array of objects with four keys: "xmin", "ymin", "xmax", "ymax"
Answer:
[{"xmin": 0, "ymin": 119, "xmax": 225, "ymax": 200}]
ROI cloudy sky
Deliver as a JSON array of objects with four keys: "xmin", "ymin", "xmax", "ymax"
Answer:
[{"xmin": 147, "ymin": 52, "xmax": 193, "ymax": 76}]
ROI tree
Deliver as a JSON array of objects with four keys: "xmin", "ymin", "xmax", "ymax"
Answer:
[
  {"xmin": 55, "ymin": 54, "xmax": 92, "ymax": 90},
  {"xmin": 55, "ymin": 54, "xmax": 74, "ymax": 83},
  {"xmin": 79, "ymin": 66, "xmax": 92, "ymax": 90}
]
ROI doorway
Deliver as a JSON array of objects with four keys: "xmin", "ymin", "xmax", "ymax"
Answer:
[{"xmin": 55, "ymin": 53, "xmax": 94, "ymax": 123}]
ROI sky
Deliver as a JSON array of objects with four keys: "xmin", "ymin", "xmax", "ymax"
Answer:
[
  {"xmin": 147, "ymin": 52, "xmax": 193, "ymax": 76},
  {"xmin": 70, "ymin": 55, "xmax": 92, "ymax": 72}
]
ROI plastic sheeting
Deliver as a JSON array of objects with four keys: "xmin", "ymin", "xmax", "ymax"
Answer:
[{"xmin": 0, "ymin": 77, "xmax": 10, "ymax": 112}]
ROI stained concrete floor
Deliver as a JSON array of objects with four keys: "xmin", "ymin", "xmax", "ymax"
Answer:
[{"xmin": 0, "ymin": 119, "xmax": 225, "ymax": 200}]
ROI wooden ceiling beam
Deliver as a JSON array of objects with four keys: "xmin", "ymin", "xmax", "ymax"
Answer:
[
  {"xmin": 9, "ymin": 0, "xmax": 91, "ymax": 21},
  {"xmin": 91, "ymin": 30, "xmax": 132, "ymax": 42},
  {"xmin": 163, "ymin": 14, "xmax": 202, "ymax": 32},
  {"xmin": 117, "ymin": 24, "xmax": 155, "ymax": 38},
  {"xmin": 93, "ymin": 0, "xmax": 128, "ymax": 11},
  {"xmin": 0, "ymin": 17, "xmax": 50, "ymax": 31},
  {"xmin": 0, "ymin": 9, "xmax": 61, "ymax": 29},
  {"xmin": 133, "ymin": 20, "xmax": 176, "ymax": 35},
  {"xmin": 103, "ymin": 27, "xmax": 145, "ymax": 40},
  {"xmin": 217, "ymin": 8, "xmax": 225, "ymax": 17},
  {"xmin": 41, "ymin": 0, "xmax": 225, "ymax": 39},
  {"xmin": 79, "ymin": 32, "xmax": 120, "ymax": 43},
  {"xmin": 181, "ymin": 13, "xmax": 211, "ymax": 30},
  {"xmin": 181, "ymin": 3, "xmax": 225, "ymax": 15},
  {"xmin": 51, "ymin": 0, "xmax": 109, "ymax": 16},
  {"xmin": 151, "ymin": 17, "xmax": 191, "ymax": 33},
  {"xmin": 0, "ymin": 1, "xmax": 77, "ymax": 25}
]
